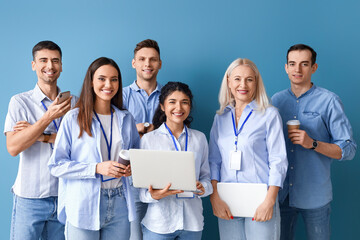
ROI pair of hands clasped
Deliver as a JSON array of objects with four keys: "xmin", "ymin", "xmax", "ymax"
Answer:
[{"xmin": 149, "ymin": 181, "xmax": 205, "ymax": 200}]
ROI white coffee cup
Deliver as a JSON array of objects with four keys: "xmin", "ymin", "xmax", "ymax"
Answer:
[
  {"xmin": 287, "ymin": 120, "xmax": 300, "ymax": 130},
  {"xmin": 118, "ymin": 150, "xmax": 130, "ymax": 166}
]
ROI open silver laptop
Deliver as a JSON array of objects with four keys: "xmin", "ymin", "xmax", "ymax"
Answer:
[
  {"xmin": 129, "ymin": 149, "xmax": 197, "ymax": 191},
  {"xmin": 217, "ymin": 182, "xmax": 267, "ymax": 217}
]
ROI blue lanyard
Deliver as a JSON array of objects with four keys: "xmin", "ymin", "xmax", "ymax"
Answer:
[
  {"xmin": 41, "ymin": 101, "xmax": 59, "ymax": 131},
  {"xmin": 231, "ymin": 109, "xmax": 253, "ymax": 151},
  {"xmin": 94, "ymin": 110, "xmax": 113, "ymax": 160},
  {"xmin": 164, "ymin": 123, "xmax": 188, "ymax": 151}
]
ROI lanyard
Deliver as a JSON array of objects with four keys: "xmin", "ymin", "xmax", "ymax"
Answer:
[
  {"xmin": 164, "ymin": 123, "xmax": 188, "ymax": 151},
  {"xmin": 231, "ymin": 109, "xmax": 253, "ymax": 151},
  {"xmin": 41, "ymin": 101, "xmax": 59, "ymax": 131},
  {"xmin": 94, "ymin": 110, "xmax": 113, "ymax": 160}
]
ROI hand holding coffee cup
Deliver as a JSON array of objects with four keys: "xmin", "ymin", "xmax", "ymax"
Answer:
[
  {"xmin": 118, "ymin": 150, "xmax": 130, "ymax": 166},
  {"xmin": 287, "ymin": 120, "xmax": 300, "ymax": 130},
  {"xmin": 118, "ymin": 150, "xmax": 132, "ymax": 176}
]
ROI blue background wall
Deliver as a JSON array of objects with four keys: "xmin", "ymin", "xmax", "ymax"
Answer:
[{"xmin": 0, "ymin": 0, "xmax": 359, "ymax": 239}]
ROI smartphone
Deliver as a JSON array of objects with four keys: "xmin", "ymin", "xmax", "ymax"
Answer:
[{"xmin": 57, "ymin": 91, "xmax": 70, "ymax": 104}]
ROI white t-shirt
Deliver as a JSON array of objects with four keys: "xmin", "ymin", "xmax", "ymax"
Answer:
[{"xmin": 97, "ymin": 113, "xmax": 123, "ymax": 189}]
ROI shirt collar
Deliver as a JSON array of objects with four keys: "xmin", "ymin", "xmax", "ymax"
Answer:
[
  {"xmin": 158, "ymin": 122, "xmax": 190, "ymax": 138},
  {"xmin": 32, "ymin": 84, "xmax": 61, "ymax": 104},
  {"xmin": 130, "ymin": 80, "xmax": 162, "ymax": 93},
  {"xmin": 224, "ymin": 100, "xmax": 257, "ymax": 113},
  {"xmin": 288, "ymin": 83, "xmax": 317, "ymax": 99}
]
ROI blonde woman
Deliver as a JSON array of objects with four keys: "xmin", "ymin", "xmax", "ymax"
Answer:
[{"xmin": 209, "ymin": 58, "xmax": 288, "ymax": 240}]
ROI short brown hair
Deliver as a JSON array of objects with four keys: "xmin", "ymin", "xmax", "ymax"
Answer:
[
  {"xmin": 32, "ymin": 40, "xmax": 62, "ymax": 60},
  {"xmin": 134, "ymin": 39, "xmax": 160, "ymax": 58},
  {"xmin": 287, "ymin": 44, "xmax": 317, "ymax": 66}
]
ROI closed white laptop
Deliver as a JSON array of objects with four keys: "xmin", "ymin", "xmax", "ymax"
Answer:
[
  {"xmin": 217, "ymin": 182, "xmax": 267, "ymax": 217},
  {"xmin": 129, "ymin": 149, "xmax": 197, "ymax": 191}
]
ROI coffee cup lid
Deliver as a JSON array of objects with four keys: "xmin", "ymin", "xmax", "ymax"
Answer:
[
  {"xmin": 287, "ymin": 120, "xmax": 300, "ymax": 125},
  {"xmin": 119, "ymin": 150, "xmax": 130, "ymax": 160}
]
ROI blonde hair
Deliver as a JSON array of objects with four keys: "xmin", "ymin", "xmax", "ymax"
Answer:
[{"xmin": 217, "ymin": 58, "xmax": 271, "ymax": 114}]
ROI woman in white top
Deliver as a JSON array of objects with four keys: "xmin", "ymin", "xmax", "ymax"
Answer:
[
  {"xmin": 209, "ymin": 58, "xmax": 288, "ymax": 240},
  {"xmin": 139, "ymin": 82, "xmax": 213, "ymax": 240},
  {"xmin": 49, "ymin": 57, "xmax": 139, "ymax": 240}
]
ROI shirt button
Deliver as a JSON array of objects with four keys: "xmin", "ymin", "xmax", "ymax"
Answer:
[
  {"xmin": 290, "ymin": 183, "xmax": 293, "ymax": 186},
  {"xmin": 296, "ymin": 100, "xmax": 299, "ymax": 103},
  {"xmin": 290, "ymin": 167, "xmax": 294, "ymax": 170},
  {"xmin": 291, "ymin": 149, "xmax": 294, "ymax": 152},
  {"xmin": 294, "ymin": 116, "xmax": 297, "ymax": 119}
]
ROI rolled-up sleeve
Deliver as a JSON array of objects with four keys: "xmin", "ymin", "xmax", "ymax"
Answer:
[
  {"xmin": 4, "ymin": 96, "xmax": 27, "ymax": 134},
  {"xmin": 328, "ymin": 97, "xmax": 357, "ymax": 161},
  {"xmin": 265, "ymin": 110, "xmax": 288, "ymax": 188}
]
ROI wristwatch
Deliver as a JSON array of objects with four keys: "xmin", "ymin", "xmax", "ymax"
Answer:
[
  {"xmin": 43, "ymin": 133, "xmax": 51, "ymax": 143},
  {"xmin": 143, "ymin": 122, "xmax": 150, "ymax": 134},
  {"xmin": 310, "ymin": 139, "xmax": 318, "ymax": 150}
]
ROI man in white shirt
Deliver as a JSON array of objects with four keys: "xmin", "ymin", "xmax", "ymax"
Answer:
[{"xmin": 4, "ymin": 40, "xmax": 77, "ymax": 240}]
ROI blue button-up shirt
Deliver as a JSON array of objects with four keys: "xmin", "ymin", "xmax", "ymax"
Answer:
[
  {"xmin": 139, "ymin": 124, "xmax": 213, "ymax": 234},
  {"xmin": 209, "ymin": 101, "xmax": 288, "ymax": 188},
  {"xmin": 122, "ymin": 81, "xmax": 162, "ymax": 124},
  {"xmin": 272, "ymin": 85, "xmax": 357, "ymax": 209},
  {"xmin": 48, "ymin": 106, "xmax": 140, "ymax": 230}
]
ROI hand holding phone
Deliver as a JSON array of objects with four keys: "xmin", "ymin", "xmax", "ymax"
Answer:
[{"xmin": 57, "ymin": 91, "xmax": 70, "ymax": 104}]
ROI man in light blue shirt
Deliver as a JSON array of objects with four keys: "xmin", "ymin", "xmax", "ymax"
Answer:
[
  {"xmin": 4, "ymin": 41, "xmax": 77, "ymax": 240},
  {"xmin": 123, "ymin": 39, "xmax": 163, "ymax": 137},
  {"xmin": 123, "ymin": 39, "xmax": 163, "ymax": 240},
  {"xmin": 272, "ymin": 44, "xmax": 356, "ymax": 240}
]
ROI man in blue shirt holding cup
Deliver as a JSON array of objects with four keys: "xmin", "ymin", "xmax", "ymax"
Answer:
[{"xmin": 272, "ymin": 44, "xmax": 356, "ymax": 240}]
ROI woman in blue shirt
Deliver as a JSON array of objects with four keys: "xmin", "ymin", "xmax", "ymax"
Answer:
[
  {"xmin": 49, "ymin": 57, "xmax": 139, "ymax": 240},
  {"xmin": 139, "ymin": 82, "xmax": 213, "ymax": 240},
  {"xmin": 209, "ymin": 58, "xmax": 288, "ymax": 240}
]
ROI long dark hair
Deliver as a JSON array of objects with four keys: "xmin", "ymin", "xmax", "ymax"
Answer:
[
  {"xmin": 152, "ymin": 82, "xmax": 193, "ymax": 129},
  {"xmin": 75, "ymin": 57, "xmax": 123, "ymax": 138}
]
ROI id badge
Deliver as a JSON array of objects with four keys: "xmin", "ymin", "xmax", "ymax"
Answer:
[
  {"xmin": 230, "ymin": 150, "xmax": 242, "ymax": 170},
  {"xmin": 101, "ymin": 175, "xmax": 116, "ymax": 182},
  {"xmin": 176, "ymin": 192, "xmax": 194, "ymax": 199}
]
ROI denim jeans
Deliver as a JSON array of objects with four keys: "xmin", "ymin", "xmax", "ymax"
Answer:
[
  {"xmin": 65, "ymin": 186, "xmax": 130, "ymax": 240},
  {"xmin": 10, "ymin": 194, "xmax": 64, "ymax": 240},
  {"xmin": 142, "ymin": 225, "xmax": 202, "ymax": 240},
  {"xmin": 218, "ymin": 200, "xmax": 280, "ymax": 240},
  {"xmin": 130, "ymin": 186, "xmax": 148, "ymax": 240},
  {"xmin": 280, "ymin": 196, "xmax": 331, "ymax": 240}
]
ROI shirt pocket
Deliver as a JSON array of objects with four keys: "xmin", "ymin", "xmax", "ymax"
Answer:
[
  {"xmin": 303, "ymin": 111, "xmax": 320, "ymax": 118},
  {"xmin": 302, "ymin": 111, "xmax": 329, "ymax": 140}
]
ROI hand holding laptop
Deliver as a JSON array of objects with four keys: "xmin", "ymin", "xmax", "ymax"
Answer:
[
  {"xmin": 194, "ymin": 181, "xmax": 205, "ymax": 196},
  {"xmin": 252, "ymin": 185, "xmax": 278, "ymax": 222},
  {"xmin": 210, "ymin": 187, "xmax": 233, "ymax": 220},
  {"xmin": 148, "ymin": 183, "xmax": 184, "ymax": 200},
  {"xmin": 253, "ymin": 199, "xmax": 274, "ymax": 222}
]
